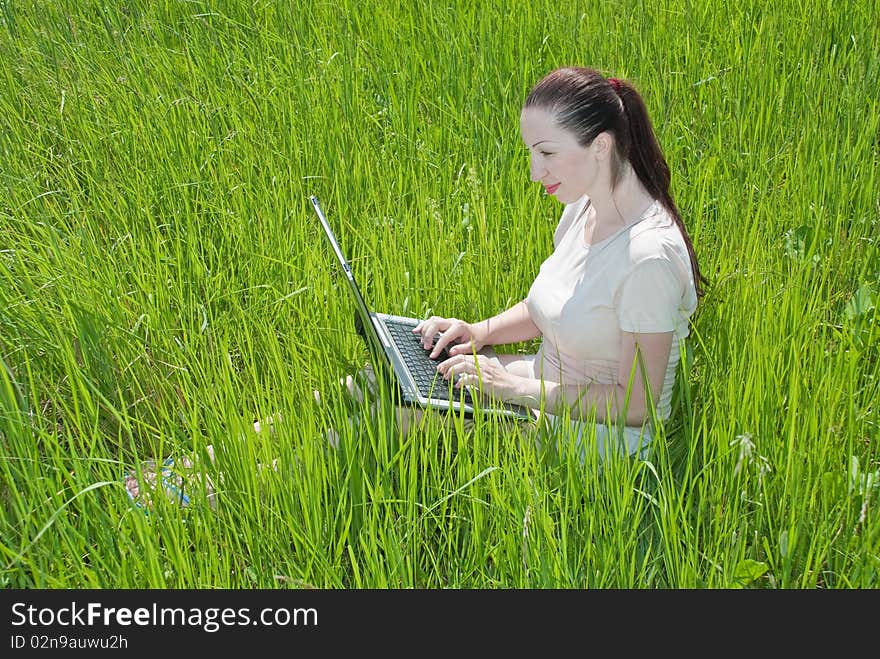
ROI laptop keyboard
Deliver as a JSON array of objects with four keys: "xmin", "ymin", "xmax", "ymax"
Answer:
[{"xmin": 383, "ymin": 320, "xmax": 474, "ymax": 405}]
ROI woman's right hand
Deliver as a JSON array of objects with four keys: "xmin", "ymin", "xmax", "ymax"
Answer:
[{"xmin": 412, "ymin": 316, "xmax": 486, "ymax": 359}]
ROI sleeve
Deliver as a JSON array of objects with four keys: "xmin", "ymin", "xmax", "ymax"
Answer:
[{"xmin": 617, "ymin": 258, "xmax": 684, "ymax": 333}]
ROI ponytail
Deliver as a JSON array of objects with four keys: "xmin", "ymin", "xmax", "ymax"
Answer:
[{"xmin": 612, "ymin": 78, "xmax": 707, "ymax": 297}]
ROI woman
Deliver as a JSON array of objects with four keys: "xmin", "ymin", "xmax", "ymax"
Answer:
[
  {"xmin": 414, "ymin": 66, "xmax": 703, "ymax": 459},
  {"xmin": 124, "ymin": 66, "xmax": 703, "ymax": 507}
]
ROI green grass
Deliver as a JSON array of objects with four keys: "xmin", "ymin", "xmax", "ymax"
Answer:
[{"xmin": 1, "ymin": 0, "xmax": 878, "ymax": 588}]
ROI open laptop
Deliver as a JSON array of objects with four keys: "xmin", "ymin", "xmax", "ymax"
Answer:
[{"xmin": 310, "ymin": 195, "xmax": 533, "ymax": 421}]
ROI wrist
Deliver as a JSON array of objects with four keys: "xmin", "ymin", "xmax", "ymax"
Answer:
[
  {"xmin": 472, "ymin": 320, "xmax": 491, "ymax": 346},
  {"xmin": 510, "ymin": 377, "xmax": 543, "ymax": 409}
]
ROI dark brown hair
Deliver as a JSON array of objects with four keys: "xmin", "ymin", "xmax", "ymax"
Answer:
[{"xmin": 524, "ymin": 66, "xmax": 706, "ymax": 296}]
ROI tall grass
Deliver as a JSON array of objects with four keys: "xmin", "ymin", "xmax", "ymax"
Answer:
[{"xmin": 1, "ymin": 0, "xmax": 877, "ymax": 588}]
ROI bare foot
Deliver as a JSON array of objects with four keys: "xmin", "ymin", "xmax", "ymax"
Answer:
[
  {"xmin": 125, "ymin": 449, "xmax": 217, "ymax": 510},
  {"xmin": 125, "ymin": 413, "xmax": 286, "ymax": 510}
]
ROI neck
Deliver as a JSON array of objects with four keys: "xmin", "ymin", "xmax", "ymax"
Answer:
[{"xmin": 587, "ymin": 166, "xmax": 654, "ymax": 230}]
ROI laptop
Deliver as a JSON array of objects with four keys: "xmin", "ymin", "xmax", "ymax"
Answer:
[{"xmin": 310, "ymin": 195, "xmax": 533, "ymax": 421}]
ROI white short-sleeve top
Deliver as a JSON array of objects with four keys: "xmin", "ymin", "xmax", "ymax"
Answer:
[{"xmin": 525, "ymin": 195, "xmax": 698, "ymax": 421}]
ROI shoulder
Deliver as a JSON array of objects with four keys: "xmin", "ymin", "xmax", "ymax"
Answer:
[
  {"xmin": 616, "ymin": 203, "xmax": 696, "ymax": 302},
  {"xmin": 626, "ymin": 203, "xmax": 690, "ymax": 270}
]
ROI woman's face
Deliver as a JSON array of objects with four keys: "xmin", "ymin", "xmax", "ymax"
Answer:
[{"xmin": 520, "ymin": 106, "xmax": 599, "ymax": 204}]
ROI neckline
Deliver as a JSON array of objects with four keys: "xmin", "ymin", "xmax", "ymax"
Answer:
[{"xmin": 581, "ymin": 198, "xmax": 658, "ymax": 250}]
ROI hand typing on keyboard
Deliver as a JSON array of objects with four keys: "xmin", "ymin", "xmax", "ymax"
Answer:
[
  {"xmin": 412, "ymin": 316, "xmax": 489, "ymax": 359},
  {"xmin": 435, "ymin": 351, "xmax": 523, "ymax": 403},
  {"xmin": 384, "ymin": 320, "xmax": 473, "ymax": 404},
  {"xmin": 411, "ymin": 315, "xmax": 525, "ymax": 403}
]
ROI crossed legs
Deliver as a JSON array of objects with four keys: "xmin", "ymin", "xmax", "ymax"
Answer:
[{"xmin": 122, "ymin": 356, "xmax": 529, "ymax": 510}]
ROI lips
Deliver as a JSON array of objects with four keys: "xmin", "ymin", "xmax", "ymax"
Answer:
[{"xmin": 544, "ymin": 183, "xmax": 561, "ymax": 195}]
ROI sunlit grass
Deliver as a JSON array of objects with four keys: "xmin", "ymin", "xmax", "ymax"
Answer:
[{"xmin": 1, "ymin": 0, "xmax": 878, "ymax": 588}]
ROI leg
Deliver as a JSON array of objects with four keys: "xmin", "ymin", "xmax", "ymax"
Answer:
[
  {"xmin": 124, "ymin": 418, "xmax": 279, "ymax": 510},
  {"xmin": 124, "ymin": 448, "xmax": 217, "ymax": 510}
]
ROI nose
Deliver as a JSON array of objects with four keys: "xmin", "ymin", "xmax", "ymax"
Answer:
[{"xmin": 529, "ymin": 154, "xmax": 546, "ymax": 182}]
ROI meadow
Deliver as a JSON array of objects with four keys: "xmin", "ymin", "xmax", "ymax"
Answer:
[{"xmin": 1, "ymin": 0, "xmax": 878, "ymax": 588}]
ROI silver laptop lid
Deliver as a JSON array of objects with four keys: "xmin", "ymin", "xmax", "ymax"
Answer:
[{"xmin": 310, "ymin": 195, "xmax": 390, "ymax": 365}]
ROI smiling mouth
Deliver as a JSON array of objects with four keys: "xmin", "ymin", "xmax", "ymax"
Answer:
[{"xmin": 544, "ymin": 183, "xmax": 560, "ymax": 194}]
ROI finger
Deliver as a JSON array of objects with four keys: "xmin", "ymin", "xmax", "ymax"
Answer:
[
  {"xmin": 419, "ymin": 323, "xmax": 439, "ymax": 349},
  {"xmin": 429, "ymin": 334, "xmax": 448, "ymax": 358},
  {"xmin": 456, "ymin": 373, "xmax": 480, "ymax": 390},
  {"xmin": 438, "ymin": 356, "xmax": 461, "ymax": 379},
  {"xmin": 426, "ymin": 330, "xmax": 448, "ymax": 352},
  {"xmin": 446, "ymin": 341, "xmax": 466, "ymax": 356},
  {"xmin": 437, "ymin": 354, "xmax": 463, "ymax": 378},
  {"xmin": 457, "ymin": 355, "xmax": 480, "ymax": 379},
  {"xmin": 430, "ymin": 328, "xmax": 461, "ymax": 358},
  {"xmin": 414, "ymin": 316, "xmax": 439, "ymax": 339},
  {"xmin": 422, "ymin": 316, "xmax": 450, "ymax": 350}
]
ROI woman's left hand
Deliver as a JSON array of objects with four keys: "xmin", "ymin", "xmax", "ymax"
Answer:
[{"xmin": 436, "ymin": 353, "xmax": 521, "ymax": 401}]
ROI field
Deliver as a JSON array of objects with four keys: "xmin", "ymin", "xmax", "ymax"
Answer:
[{"xmin": 1, "ymin": 0, "xmax": 878, "ymax": 588}]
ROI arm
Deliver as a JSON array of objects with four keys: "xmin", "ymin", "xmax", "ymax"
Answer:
[
  {"xmin": 470, "ymin": 299, "xmax": 542, "ymax": 348},
  {"xmin": 524, "ymin": 255, "xmax": 688, "ymax": 425},
  {"xmin": 415, "ymin": 299, "xmax": 541, "ymax": 358},
  {"xmin": 440, "ymin": 255, "xmax": 688, "ymax": 425},
  {"xmin": 508, "ymin": 330, "xmax": 673, "ymax": 426}
]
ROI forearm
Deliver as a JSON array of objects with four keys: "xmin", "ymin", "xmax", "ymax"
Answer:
[
  {"xmin": 474, "ymin": 300, "xmax": 541, "ymax": 346},
  {"xmin": 509, "ymin": 378, "xmax": 649, "ymax": 427}
]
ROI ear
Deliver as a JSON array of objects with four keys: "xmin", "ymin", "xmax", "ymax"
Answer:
[{"xmin": 592, "ymin": 131, "xmax": 614, "ymax": 160}]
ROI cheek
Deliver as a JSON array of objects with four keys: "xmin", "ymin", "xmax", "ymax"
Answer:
[
  {"xmin": 561, "ymin": 153, "xmax": 589, "ymax": 176},
  {"xmin": 559, "ymin": 156, "xmax": 591, "ymax": 199}
]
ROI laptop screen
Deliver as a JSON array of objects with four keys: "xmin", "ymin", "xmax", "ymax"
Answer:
[{"xmin": 310, "ymin": 195, "xmax": 389, "ymax": 364}]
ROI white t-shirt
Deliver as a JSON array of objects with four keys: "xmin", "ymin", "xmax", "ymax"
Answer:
[{"xmin": 525, "ymin": 195, "xmax": 698, "ymax": 422}]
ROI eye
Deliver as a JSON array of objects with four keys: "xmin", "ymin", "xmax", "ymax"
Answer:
[{"xmin": 539, "ymin": 150, "xmax": 554, "ymax": 157}]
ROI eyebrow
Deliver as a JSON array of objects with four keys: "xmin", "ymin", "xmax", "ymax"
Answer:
[{"xmin": 530, "ymin": 140, "xmax": 552, "ymax": 148}]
